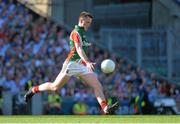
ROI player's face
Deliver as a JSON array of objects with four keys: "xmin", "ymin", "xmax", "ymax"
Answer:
[{"xmin": 81, "ymin": 17, "xmax": 92, "ymax": 31}]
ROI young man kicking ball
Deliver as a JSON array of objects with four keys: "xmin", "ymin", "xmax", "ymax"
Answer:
[{"xmin": 24, "ymin": 11, "xmax": 119, "ymax": 114}]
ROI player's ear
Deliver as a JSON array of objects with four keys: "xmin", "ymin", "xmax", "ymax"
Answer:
[
  {"xmin": 80, "ymin": 19, "xmax": 84, "ymax": 24},
  {"xmin": 79, "ymin": 17, "xmax": 83, "ymax": 23}
]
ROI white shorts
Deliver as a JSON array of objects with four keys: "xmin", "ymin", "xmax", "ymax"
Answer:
[{"xmin": 61, "ymin": 61, "xmax": 92, "ymax": 76}]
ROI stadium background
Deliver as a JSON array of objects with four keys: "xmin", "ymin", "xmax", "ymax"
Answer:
[{"xmin": 0, "ymin": 0, "xmax": 180, "ymax": 115}]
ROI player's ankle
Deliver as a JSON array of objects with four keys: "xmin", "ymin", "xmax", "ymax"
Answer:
[
  {"xmin": 100, "ymin": 101, "xmax": 108, "ymax": 112},
  {"xmin": 32, "ymin": 86, "xmax": 39, "ymax": 93},
  {"xmin": 103, "ymin": 105, "xmax": 109, "ymax": 113}
]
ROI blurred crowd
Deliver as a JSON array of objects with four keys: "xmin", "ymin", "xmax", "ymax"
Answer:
[
  {"xmin": 174, "ymin": 0, "xmax": 180, "ymax": 5},
  {"xmin": 0, "ymin": 0, "xmax": 180, "ymax": 115}
]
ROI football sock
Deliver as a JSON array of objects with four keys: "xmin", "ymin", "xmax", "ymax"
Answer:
[
  {"xmin": 32, "ymin": 86, "xmax": 39, "ymax": 93},
  {"xmin": 100, "ymin": 101, "xmax": 108, "ymax": 111}
]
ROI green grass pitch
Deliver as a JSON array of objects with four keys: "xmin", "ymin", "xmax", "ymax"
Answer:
[{"xmin": 0, "ymin": 115, "xmax": 180, "ymax": 123}]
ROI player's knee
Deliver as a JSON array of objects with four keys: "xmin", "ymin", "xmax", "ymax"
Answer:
[{"xmin": 50, "ymin": 84, "xmax": 59, "ymax": 91}]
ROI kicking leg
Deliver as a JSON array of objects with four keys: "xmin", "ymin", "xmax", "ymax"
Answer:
[{"xmin": 79, "ymin": 73, "xmax": 119, "ymax": 114}]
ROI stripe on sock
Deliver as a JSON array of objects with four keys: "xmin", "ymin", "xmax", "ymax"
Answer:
[{"xmin": 32, "ymin": 86, "xmax": 39, "ymax": 93}]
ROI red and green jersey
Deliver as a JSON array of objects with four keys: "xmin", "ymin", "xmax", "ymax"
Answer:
[{"xmin": 66, "ymin": 25, "xmax": 91, "ymax": 63}]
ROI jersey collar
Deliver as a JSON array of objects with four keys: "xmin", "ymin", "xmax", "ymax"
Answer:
[{"xmin": 75, "ymin": 25, "xmax": 85, "ymax": 31}]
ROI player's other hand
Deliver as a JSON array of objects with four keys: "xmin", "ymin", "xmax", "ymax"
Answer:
[{"xmin": 86, "ymin": 61, "xmax": 96, "ymax": 72}]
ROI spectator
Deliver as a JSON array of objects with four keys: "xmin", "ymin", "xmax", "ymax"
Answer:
[
  {"xmin": 45, "ymin": 92, "xmax": 62, "ymax": 114},
  {"xmin": 73, "ymin": 99, "xmax": 88, "ymax": 115}
]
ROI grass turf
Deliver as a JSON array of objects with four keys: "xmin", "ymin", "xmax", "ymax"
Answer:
[{"xmin": 0, "ymin": 115, "xmax": 180, "ymax": 123}]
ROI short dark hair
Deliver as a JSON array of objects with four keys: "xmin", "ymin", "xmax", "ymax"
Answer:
[{"xmin": 79, "ymin": 11, "xmax": 93, "ymax": 20}]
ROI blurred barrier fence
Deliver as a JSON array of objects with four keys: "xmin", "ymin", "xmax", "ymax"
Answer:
[
  {"xmin": 2, "ymin": 91, "xmax": 12, "ymax": 115},
  {"xmin": 2, "ymin": 91, "xmax": 43, "ymax": 115},
  {"xmin": 32, "ymin": 93, "xmax": 43, "ymax": 115},
  {"xmin": 98, "ymin": 28, "xmax": 180, "ymax": 82}
]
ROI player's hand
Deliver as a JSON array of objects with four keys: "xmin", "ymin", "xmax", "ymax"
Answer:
[{"xmin": 86, "ymin": 61, "xmax": 96, "ymax": 72}]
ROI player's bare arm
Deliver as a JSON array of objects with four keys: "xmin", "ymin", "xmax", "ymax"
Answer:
[{"xmin": 75, "ymin": 42, "xmax": 95, "ymax": 72}]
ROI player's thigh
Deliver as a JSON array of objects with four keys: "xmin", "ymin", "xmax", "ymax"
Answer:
[
  {"xmin": 52, "ymin": 61, "xmax": 71, "ymax": 87},
  {"xmin": 53, "ymin": 70, "xmax": 70, "ymax": 88},
  {"xmin": 79, "ymin": 73, "xmax": 102, "ymax": 89}
]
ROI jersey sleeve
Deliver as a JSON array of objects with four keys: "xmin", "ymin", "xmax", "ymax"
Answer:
[{"xmin": 71, "ymin": 31, "xmax": 81, "ymax": 44}]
